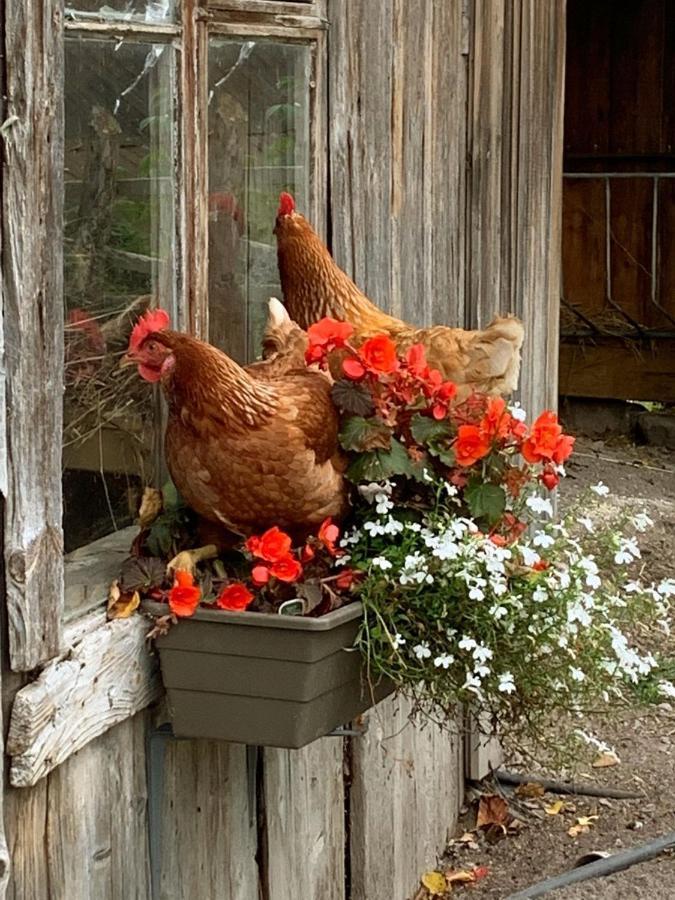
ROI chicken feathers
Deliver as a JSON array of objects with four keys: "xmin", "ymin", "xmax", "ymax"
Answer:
[
  {"xmin": 275, "ymin": 192, "xmax": 524, "ymax": 397},
  {"xmin": 125, "ymin": 310, "xmax": 346, "ymax": 538}
]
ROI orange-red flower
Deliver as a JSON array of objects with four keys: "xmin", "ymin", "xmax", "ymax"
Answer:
[
  {"xmin": 358, "ymin": 334, "xmax": 399, "ymax": 374},
  {"xmin": 430, "ymin": 380, "xmax": 458, "ymax": 420},
  {"xmin": 479, "ymin": 397, "xmax": 511, "ymax": 441},
  {"xmin": 301, "ymin": 543, "xmax": 316, "ymax": 563},
  {"xmin": 453, "ymin": 424, "xmax": 491, "ymax": 468},
  {"xmin": 541, "ymin": 465, "xmax": 560, "ymax": 490},
  {"xmin": 306, "ymin": 318, "xmax": 354, "ymax": 361},
  {"xmin": 245, "ymin": 526, "xmax": 292, "ymax": 563},
  {"xmin": 168, "ymin": 570, "xmax": 201, "ymax": 618},
  {"xmin": 335, "ymin": 568, "xmax": 357, "ymax": 590},
  {"xmin": 318, "ymin": 517, "xmax": 340, "ymax": 555},
  {"xmin": 269, "ymin": 555, "xmax": 303, "ymax": 583},
  {"xmin": 217, "ymin": 582, "xmax": 254, "ymax": 611},
  {"xmin": 405, "ymin": 344, "xmax": 430, "ymax": 378},
  {"xmin": 521, "ymin": 411, "xmax": 575, "ymax": 465},
  {"xmin": 252, "ymin": 565, "xmax": 270, "ymax": 585},
  {"xmin": 342, "ymin": 356, "xmax": 366, "ymax": 380}
]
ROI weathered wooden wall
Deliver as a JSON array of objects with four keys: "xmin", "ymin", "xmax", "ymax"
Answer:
[{"xmin": 1, "ymin": 1, "xmax": 566, "ymax": 898}]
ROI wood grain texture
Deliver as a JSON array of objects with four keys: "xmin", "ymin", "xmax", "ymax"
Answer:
[
  {"xmin": 7, "ymin": 617, "xmax": 161, "ymax": 787},
  {"xmin": 6, "ymin": 714, "xmax": 151, "ymax": 900},
  {"xmin": 2, "ymin": 0, "xmax": 65, "ymax": 670},
  {"xmin": 264, "ymin": 739, "xmax": 345, "ymax": 900},
  {"xmin": 157, "ymin": 739, "xmax": 258, "ymax": 900},
  {"xmin": 559, "ymin": 338, "xmax": 675, "ymax": 402},
  {"xmin": 562, "ymin": 178, "xmax": 608, "ymax": 318},
  {"xmin": 349, "ymin": 696, "xmax": 463, "ymax": 900},
  {"xmin": 328, "ymin": 0, "xmax": 467, "ymax": 328}
]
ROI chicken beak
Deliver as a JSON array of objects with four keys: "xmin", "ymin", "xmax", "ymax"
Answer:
[{"xmin": 119, "ymin": 353, "xmax": 137, "ymax": 369}]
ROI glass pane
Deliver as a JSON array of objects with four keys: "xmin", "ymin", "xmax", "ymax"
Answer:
[
  {"xmin": 208, "ymin": 40, "xmax": 311, "ymax": 362},
  {"xmin": 65, "ymin": 1, "xmax": 176, "ymax": 24},
  {"xmin": 63, "ymin": 38, "xmax": 176, "ymax": 558}
]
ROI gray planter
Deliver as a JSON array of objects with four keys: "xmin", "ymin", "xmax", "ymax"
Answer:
[{"xmin": 143, "ymin": 601, "xmax": 393, "ymax": 748}]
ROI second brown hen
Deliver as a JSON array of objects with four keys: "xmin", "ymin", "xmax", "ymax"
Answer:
[{"xmin": 274, "ymin": 192, "xmax": 524, "ymax": 396}]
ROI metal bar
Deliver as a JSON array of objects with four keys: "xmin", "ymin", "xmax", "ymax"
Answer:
[
  {"xmin": 564, "ymin": 171, "xmax": 675, "ymax": 178},
  {"xmin": 602, "ymin": 178, "xmax": 647, "ymax": 337}
]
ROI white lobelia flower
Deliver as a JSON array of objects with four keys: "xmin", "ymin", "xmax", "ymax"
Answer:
[
  {"xmin": 358, "ymin": 481, "xmax": 392, "ymax": 504},
  {"xmin": 473, "ymin": 644, "xmax": 493, "ymax": 664},
  {"xmin": 569, "ymin": 666, "xmax": 586, "ymax": 682},
  {"xmin": 532, "ymin": 585, "xmax": 548, "ymax": 604},
  {"xmin": 490, "ymin": 605, "xmax": 508, "ymax": 620},
  {"xmin": 498, "ymin": 672, "xmax": 516, "ymax": 694},
  {"xmin": 444, "ymin": 481, "xmax": 459, "ymax": 497},
  {"xmin": 509, "ymin": 402, "xmax": 527, "ymax": 422},
  {"xmin": 614, "ymin": 546, "xmax": 634, "ymax": 565},
  {"xmin": 533, "ymin": 531, "xmax": 555, "ymax": 549},
  {"xmin": 474, "ymin": 664, "xmax": 491, "ymax": 679},
  {"xmin": 458, "ymin": 636, "xmax": 478, "ymax": 653},
  {"xmin": 577, "ymin": 516, "xmax": 594, "ymax": 533},
  {"xmin": 520, "ymin": 546, "xmax": 541, "ymax": 567},
  {"xmin": 631, "ymin": 511, "xmax": 653, "ymax": 532},
  {"xmin": 658, "ymin": 681, "xmax": 675, "ymax": 700},
  {"xmin": 413, "ymin": 642, "xmax": 432, "ymax": 660},
  {"xmin": 375, "ymin": 493, "xmax": 394, "ymax": 515},
  {"xmin": 658, "ymin": 579, "xmax": 675, "ymax": 598},
  {"xmin": 433, "ymin": 653, "xmax": 454, "ymax": 669},
  {"xmin": 590, "ymin": 481, "xmax": 610, "ymax": 496},
  {"xmin": 462, "ymin": 672, "xmax": 482, "ymax": 693},
  {"xmin": 391, "ymin": 633, "xmax": 406, "ymax": 649},
  {"xmin": 526, "ymin": 495, "xmax": 554, "ymax": 516},
  {"xmin": 469, "ymin": 584, "xmax": 485, "ymax": 602},
  {"xmin": 371, "ymin": 556, "xmax": 392, "ymax": 571},
  {"xmin": 492, "ymin": 579, "xmax": 508, "ymax": 597}
]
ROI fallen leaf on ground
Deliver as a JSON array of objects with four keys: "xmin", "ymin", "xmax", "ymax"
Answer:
[
  {"xmin": 592, "ymin": 751, "xmax": 620, "ymax": 768},
  {"xmin": 107, "ymin": 580, "xmax": 140, "ymax": 619},
  {"xmin": 444, "ymin": 866, "xmax": 491, "ymax": 886},
  {"xmin": 477, "ymin": 794, "xmax": 510, "ymax": 829},
  {"xmin": 421, "ymin": 871, "xmax": 447, "ymax": 895},
  {"xmin": 545, "ymin": 800, "xmax": 565, "ymax": 816},
  {"xmin": 515, "ymin": 782, "xmax": 545, "ymax": 799},
  {"xmin": 568, "ymin": 815, "xmax": 599, "ymax": 837}
]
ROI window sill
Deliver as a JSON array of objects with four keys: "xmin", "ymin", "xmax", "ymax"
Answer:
[{"xmin": 7, "ymin": 597, "xmax": 161, "ymax": 788}]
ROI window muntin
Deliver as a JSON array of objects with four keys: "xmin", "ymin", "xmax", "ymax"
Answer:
[
  {"xmin": 62, "ymin": 37, "xmax": 177, "ymax": 558},
  {"xmin": 207, "ymin": 40, "xmax": 311, "ymax": 362}
]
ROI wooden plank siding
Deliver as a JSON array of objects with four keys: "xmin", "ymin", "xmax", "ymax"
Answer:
[{"xmin": 2, "ymin": 0, "xmax": 65, "ymax": 670}]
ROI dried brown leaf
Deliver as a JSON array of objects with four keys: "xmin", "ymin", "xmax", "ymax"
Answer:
[
  {"xmin": 592, "ymin": 751, "xmax": 620, "ymax": 768},
  {"xmin": 107, "ymin": 580, "xmax": 140, "ymax": 620},
  {"xmin": 476, "ymin": 794, "xmax": 510, "ymax": 829},
  {"xmin": 515, "ymin": 782, "xmax": 545, "ymax": 799}
]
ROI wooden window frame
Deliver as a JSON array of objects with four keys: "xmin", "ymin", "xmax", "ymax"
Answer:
[{"xmin": 2, "ymin": 0, "xmax": 326, "ymax": 786}]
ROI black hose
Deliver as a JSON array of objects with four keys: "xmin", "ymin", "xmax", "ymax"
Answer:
[
  {"xmin": 507, "ymin": 830, "xmax": 675, "ymax": 898},
  {"xmin": 495, "ymin": 768, "xmax": 643, "ymax": 800}
]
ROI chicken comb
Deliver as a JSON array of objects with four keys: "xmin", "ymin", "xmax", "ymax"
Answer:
[
  {"xmin": 278, "ymin": 192, "xmax": 295, "ymax": 217},
  {"xmin": 129, "ymin": 308, "xmax": 171, "ymax": 352}
]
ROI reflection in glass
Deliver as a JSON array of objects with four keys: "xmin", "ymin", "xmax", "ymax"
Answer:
[
  {"xmin": 63, "ymin": 38, "xmax": 175, "ymax": 552},
  {"xmin": 208, "ymin": 40, "xmax": 311, "ymax": 362},
  {"xmin": 65, "ymin": 1, "xmax": 175, "ymax": 24}
]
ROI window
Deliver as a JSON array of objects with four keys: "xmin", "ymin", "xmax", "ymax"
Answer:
[{"xmin": 52, "ymin": 1, "xmax": 326, "ymax": 629}]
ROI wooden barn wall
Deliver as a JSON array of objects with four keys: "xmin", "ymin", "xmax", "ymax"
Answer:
[{"xmin": 1, "ymin": 2, "xmax": 565, "ymax": 899}]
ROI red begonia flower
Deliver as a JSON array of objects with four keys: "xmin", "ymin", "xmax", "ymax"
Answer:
[
  {"xmin": 358, "ymin": 334, "xmax": 399, "ymax": 374},
  {"xmin": 246, "ymin": 526, "xmax": 292, "ymax": 563},
  {"xmin": 318, "ymin": 517, "xmax": 340, "ymax": 555},
  {"xmin": 342, "ymin": 357, "xmax": 367, "ymax": 380},
  {"xmin": 168, "ymin": 570, "xmax": 201, "ymax": 618},
  {"xmin": 269, "ymin": 555, "xmax": 303, "ymax": 583},
  {"xmin": 252, "ymin": 565, "xmax": 270, "ymax": 585},
  {"xmin": 453, "ymin": 424, "xmax": 491, "ymax": 468},
  {"xmin": 217, "ymin": 582, "xmax": 254, "ymax": 611}
]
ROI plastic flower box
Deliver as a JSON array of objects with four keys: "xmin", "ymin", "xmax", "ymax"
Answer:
[{"xmin": 144, "ymin": 601, "xmax": 393, "ymax": 748}]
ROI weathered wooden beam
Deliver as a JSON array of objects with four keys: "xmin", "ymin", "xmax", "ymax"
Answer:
[
  {"xmin": 2, "ymin": 0, "xmax": 65, "ymax": 670},
  {"xmin": 7, "ymin": 617, "xmax": 161, "ymax": 788}
]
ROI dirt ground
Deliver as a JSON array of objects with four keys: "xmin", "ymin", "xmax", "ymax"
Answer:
[{"xmin": 438, "ymin": 436, "xmax": 675, "ymax": 899}]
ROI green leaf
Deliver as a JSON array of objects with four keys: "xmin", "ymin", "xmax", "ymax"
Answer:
[
  {"xmin": 410, "ymin": 413, "xmax": 451, "ymax": 445},
  {"xmin": 346, "ymin": 438, "xmax": 413, "ymax": 483},
  {"xmin": 162, "ymin": 480, "xmax": 181, "ymax": 511},
  {"xmin": 339, "ymin": 416, "xmax": 392, "ymax": 452},
  {"xmin": 464, "ymin": 483, "xmax": 506, "ymax": 525},
  {"xmin": 331, "ymin": 380, "xmax": 374, "ymax": 416}
]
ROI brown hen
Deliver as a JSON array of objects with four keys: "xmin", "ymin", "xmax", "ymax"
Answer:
[
  {"xmin": 124, "ymin": 308, "xmax": 346, "ymax": 541},
  {"xmin": 275, "ymin": 193, "xmax": 524, "ymax": 396}
]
